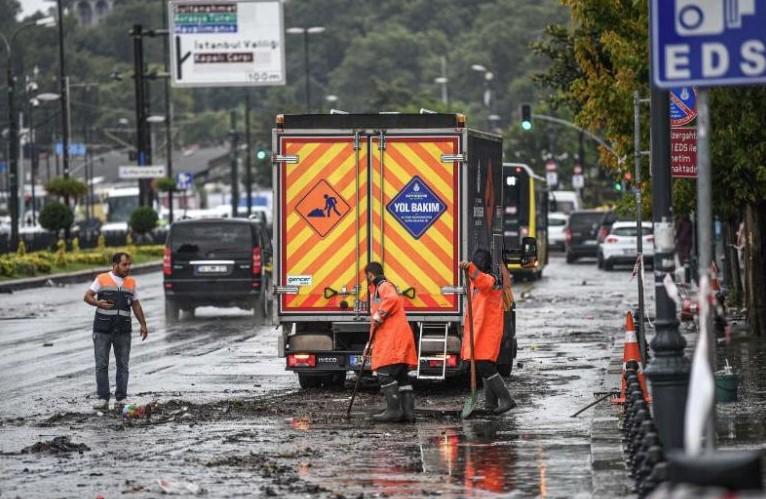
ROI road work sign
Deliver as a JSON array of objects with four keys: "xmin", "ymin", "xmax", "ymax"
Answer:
[
  {"xmin": 119, "ymin": 165, "xmax": 166, "ymax": 179},
  {"xmin": 169, "ymin": 0, "xmax": 285, "ymax": 88},
  {"xmin": 652, "ymin": 0, "xmax": 766, "ymax": 88}
]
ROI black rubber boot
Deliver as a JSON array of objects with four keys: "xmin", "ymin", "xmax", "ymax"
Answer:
[
  {"xmin": 371, "ymin": 381, "xmax": 404, "ymax": 423},
  {"xmin": 487, "ymin": 373, "xmax": 516, "ymax": 415},
  {"xmin": 399, "ymin": 386, "xmax": 416, "ymax": 423},
  {"xmin": 483, "ymin": 377, "xmax": 498, "ymax": 411}
]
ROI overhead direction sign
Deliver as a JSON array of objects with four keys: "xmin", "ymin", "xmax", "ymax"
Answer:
[
  {"xmin": 119, "ymin": 165, "xmax": 166, "ymax": 179},
  {"xmin": 652, "ymin": 0, "xmax": 766, "ymax": 88},
  {"xmin": 169, "ymin": 0, "xmax": 286, "ymax": 88}
]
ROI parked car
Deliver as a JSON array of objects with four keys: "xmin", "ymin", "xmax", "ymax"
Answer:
[
  {"xmin": 564, "ymin": 209, "xmax": 605, "ymax": 263},
  {"xmin": 548, "ymin": 212, "xmax": 569, "ymax": 251},
  {"xmin": 597, "ymin": 221, "xmax": 654, "ymax": 270},
  {"xmin": 162, "ymin": 218, "xmax": 273, "ymax": 322}
]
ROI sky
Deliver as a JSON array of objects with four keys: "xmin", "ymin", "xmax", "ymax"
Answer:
[{"xmin": 18, "ymin": 0, "xmax": 52, "ymax": 18}]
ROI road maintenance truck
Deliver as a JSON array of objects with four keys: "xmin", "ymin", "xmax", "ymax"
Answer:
[{"xmin": 272, "ymin": 113, "xmax": 536, "ymax": 388}]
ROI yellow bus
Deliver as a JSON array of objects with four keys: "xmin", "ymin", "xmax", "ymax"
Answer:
[{"xmin": 502, "ymin": 163, "xmax": 548, "ymax": 280}]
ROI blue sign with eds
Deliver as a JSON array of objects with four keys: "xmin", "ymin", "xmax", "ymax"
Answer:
[
  {"xmin": 652, "ymin": 0, "xmax": 766, "ymax": 88},
  {"xmin": 387, "ymin": 176, "xmax": 446, "ymax": 239}
]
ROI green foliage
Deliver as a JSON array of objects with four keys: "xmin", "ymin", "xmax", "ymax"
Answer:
[
  {"xmin": 39, "ymin": 202, "xmax": 74, "ymax": 234},
  {"xmin": 0, "ymin": 245, "xmax": 163, "ymax": 278},
  {"xmin": 155, "ymin": 177, "xmax": 177, "ymax": 193},
  {"xmin": 129, "ymin": 207, "xmax": 159, "ymax": 235},
  {"xmin": 45, "ymin": 177, "xmax": 88, "ymax": 200}
]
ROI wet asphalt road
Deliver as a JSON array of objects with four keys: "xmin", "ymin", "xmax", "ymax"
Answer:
[{"xmin": 0, "ymin": 255, "xmax": 654, "ymax": 498}]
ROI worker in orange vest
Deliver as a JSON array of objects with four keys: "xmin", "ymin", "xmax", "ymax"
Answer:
[
  {"xmin": 84, "ymin": 252, "xmax": 148, "ymax": 411},
  {"xmin": 460, "ymin": 249, "xmax": 515, "ymax": 414},
  {"xmin": 365, "ymin": 261, "xmax": 418, "ymax": 423}
]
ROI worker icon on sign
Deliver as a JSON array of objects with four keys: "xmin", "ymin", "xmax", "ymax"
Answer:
[{"xmin": 324, "ymin": 194, "xmax": 341, "ymax": 217}]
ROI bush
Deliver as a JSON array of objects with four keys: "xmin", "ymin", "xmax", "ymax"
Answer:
[
  {"xmin": 46, "ymin": 177, "xmax": 88, "ymax": 199},
  {"xmin": 39, "ymin": 202, "xmax": 74, "ymax": 234},
  {"xmin": 155, "ymin": 176, "xmax": 176, "ymax": 192},
  {"xmin": 129, "ymin": 207, "xmax": 159, "ymax": 235}
]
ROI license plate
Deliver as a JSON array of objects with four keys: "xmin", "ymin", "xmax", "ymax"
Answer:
[
  {"xmin": 622, "ymin": 249, "xmax": 635, "ymax": 256},
  {"xmin": 349, "ymin": 355, "xmax": 369, "ymax": 369},
  {"xmin": 583, "ymin": 240, "xmax": 597, "ymax": 245},
  {"xmin": 197, "ymin": 265, "xmax": 227, "ymax": 273}
]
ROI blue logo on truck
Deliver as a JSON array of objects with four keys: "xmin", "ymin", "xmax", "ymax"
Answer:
[{"xmin": 387, "ymin": 176, "xmax": 446, "ymax": 239}]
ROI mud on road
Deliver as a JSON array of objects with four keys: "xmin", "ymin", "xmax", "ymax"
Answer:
[{"xmin": 0, "ymin": 257, "xmax": 649, "ymax": 498}]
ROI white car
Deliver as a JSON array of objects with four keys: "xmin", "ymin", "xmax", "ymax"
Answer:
[
  {"xmin": 597, "ymin": 221, "xmax": 654, "ymax": 270},
  {"xmin": 547, "ymin": 212, "xmax": 568, "ymax": 251}
]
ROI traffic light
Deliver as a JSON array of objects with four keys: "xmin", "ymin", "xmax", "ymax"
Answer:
[
  {"xmin": 614, "ymin": 180, "xmax": 623, "ymax": 192},
  {"xmin": 256, "ymin": 149, "xmax": 269, "ymax": 161},
  {"xmin": 623, "ymin": 171, "xmax": 633, "ymax": 191},
  {"xmin": 520, "ymin": 104, "xmax": 532, "ymax": 131}
]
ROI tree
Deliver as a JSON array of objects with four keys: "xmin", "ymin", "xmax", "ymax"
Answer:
[
  {"xmin": 39, "ymin": 202, "xmax": 74, "ymax": 236},
  {"xmin": 536, "ymin": 0, "xmax": 766, "ymax": 334},
  {"xmin": 46, "ymin": 177, "xmax": 88, "ymax": 200},
  {"xmin": 129, "ymin": 207, "xmax": 158, "ymax": 237}
]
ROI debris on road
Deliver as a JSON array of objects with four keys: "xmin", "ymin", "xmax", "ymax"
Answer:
[{"xmin": 20, "ymin": 436, "xmax": 89, "ymax": 455}]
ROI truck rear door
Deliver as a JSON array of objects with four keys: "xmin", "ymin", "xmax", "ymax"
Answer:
[
  {"xmin": 277, "ymin": 136, "xmax": 369, "ymax": 315},
  {"xmin": 371, "ymin": 135, "xmax": 461, "ymax": 314}
]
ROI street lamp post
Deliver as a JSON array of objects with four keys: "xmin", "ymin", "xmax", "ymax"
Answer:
[
  {"xmin": 56, "ymin": 0, "xmax": 70, "ymax": 183},
  {"xmin": 642, "ymin": 1, "xmax": 690, "ymax": 452},
  {"xmin": 325, "ymin": 94, "xmax": 338, "ymax": 112},
  {"xmin": 286, "ymin": 26, "xmax": 325, "ymax": 113},
  {"xmin": 2, "ymin": 16, "xmax": 56, "ymax": 250},
  {"xmin": 471, "ymin": 64, "xmax": 494, "ymax": 130}
]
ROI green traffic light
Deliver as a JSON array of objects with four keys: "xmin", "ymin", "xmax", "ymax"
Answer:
[
  {"xmin": 521, "ymin": 121, "xmax": 532, "ymax": 131},
  {"xmin": 256, "ymin": 150, "xmax": 268, "ymax": 160},
  {"xmin": 614, "ymin": 182, "xmax": 623, "ymax": 192}
]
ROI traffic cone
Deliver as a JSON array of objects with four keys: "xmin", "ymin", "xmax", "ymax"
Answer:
[{"xmin": 612, "ymin": 311, "xmax": 652, "ymax": 404}]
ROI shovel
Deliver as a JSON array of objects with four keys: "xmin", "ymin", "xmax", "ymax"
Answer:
[
  {"xmin": 461, "ymin": 267, "xmax": 479, "ymax": 419},
  {"xmin": 346, "ymin": 325, "xmax": 376, "ymax": 418}
]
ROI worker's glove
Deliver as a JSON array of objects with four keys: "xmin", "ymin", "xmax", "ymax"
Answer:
[{"xmin": 372, "ymin": 312, "xmax": 383, "ymax": 324}]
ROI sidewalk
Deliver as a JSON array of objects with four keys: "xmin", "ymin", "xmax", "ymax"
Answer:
[
  {"xmin": 0, "ymin": 261, "xmax": 161, "ymax": 293},
  {"xmin": 590, "ymin": 312, "xmax": 766, "ymax": 496}
]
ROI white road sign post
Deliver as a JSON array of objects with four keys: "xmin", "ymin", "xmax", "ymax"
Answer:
[{"xmin": 169, "ymin": 0, "xmax": 286, "ymax": 88}]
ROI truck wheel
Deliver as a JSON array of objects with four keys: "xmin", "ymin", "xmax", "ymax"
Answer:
[
  {"xmin": 497, "ymin": 362, "xmax": 512, "ymax": 377},
  {"xmin": 298, "ymin": 374, "xmax": 322, "ymax": 389},
  {"xmin": 566, "ymin": 252, "xmax": 577, "ymax": 264},
  {"xmin": 597, "ymin": 252, "xmax": 604, "ymax": 269},
  {"xmin": 604, "ymin": 259, "xmax": 614, "ymax": 271},
  {"xmin": 183, "ymin": 307, "xmax": 195, "ymax": 320},
  {"xmin": 165, "ymin": 299, "xmax": 179, "ymax": 323}
]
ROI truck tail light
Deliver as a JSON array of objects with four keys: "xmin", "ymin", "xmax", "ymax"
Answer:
[
  {"xmin": 163, "ymin": 247, "xmax": 172, "ymax": 275},
  {"xmin": 287, "ymin": 354, "xmax": 316, "ymax": 368},
  {"xmin": 605, "ymin": 236, "xmax": 619, "ymax": 244},
  {"xmin": 252, "ymin": 246, "xmax": 263, "ymax": 275},
  {"xmin": 427, "ymin": 354, "xmax": 458, "ymax": 368},
  {"xmin": 598, "ymin": 227, "xmax": 608, "ymax": 242}
]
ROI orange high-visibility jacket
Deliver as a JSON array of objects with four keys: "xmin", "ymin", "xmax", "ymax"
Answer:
[
  {"xmin": 369, "ymin": 279, "xmax": 417, "ymax": 371},
  {"xmin": 461, "ymin": 263, "xmax": 504, "ymax": 362}
]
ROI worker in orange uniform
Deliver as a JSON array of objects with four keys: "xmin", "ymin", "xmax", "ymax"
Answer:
[
  {"xmin": 459, "ymin": 249, "xmax": 515, "ymax": 414},
  {"xmin": 365, "ymin": 261, "xmax": 418, "ymax": 423}
]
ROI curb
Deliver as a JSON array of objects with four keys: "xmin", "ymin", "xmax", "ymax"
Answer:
[
  {"xmin": 0, "ymin": 261, "xmax": 162, "ymax": 293},
  {"xmin": 591, "ymin": 339, "xmax": 636, "ymax": 498}
]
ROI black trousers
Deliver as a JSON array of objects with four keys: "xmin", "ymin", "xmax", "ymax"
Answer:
[
  {"xmin": 475, "ymin": 360, "xmax": 499, "ymax": 379},
  {"xmin": 377, "ymin": 363, "xmax": 411, "ymax": 387}
]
